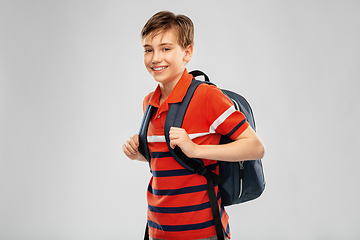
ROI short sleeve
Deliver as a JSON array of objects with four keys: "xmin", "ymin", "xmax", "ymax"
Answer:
[
  {"xmin": 205, "ymin": 85, "xmax": 249, "ymax": 140},
  {"xmin": 143, "ymin": 92, "xmax": 153, "ymax": 113}
]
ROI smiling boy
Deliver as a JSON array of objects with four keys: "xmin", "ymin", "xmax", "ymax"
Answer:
[
  {"xmin": 143, "ymin": 27, "xmax": 192, "ymax": 106},
  {"xmin": 123, "ymin": 11, "xmax": 264, "ymax": 240}
]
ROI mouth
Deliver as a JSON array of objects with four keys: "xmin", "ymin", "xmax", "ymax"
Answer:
[{"xmin": 151, "ymin": 66, "xmax": 168, "ymax": 73}]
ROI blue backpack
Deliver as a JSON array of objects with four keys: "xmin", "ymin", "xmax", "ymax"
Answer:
[{"xmin": 138, "ymin": 70, "xmax": 265, "ymax": 240}]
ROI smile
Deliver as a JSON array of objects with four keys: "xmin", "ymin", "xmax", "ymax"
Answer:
[{"xmin": 152, "ymin": 66, "xmax": 168, "ymax": 71}]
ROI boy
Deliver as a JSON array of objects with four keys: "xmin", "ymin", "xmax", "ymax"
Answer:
[{"xmin": 123, "ymin": 11, "xmax": 264, "ymax": 240}]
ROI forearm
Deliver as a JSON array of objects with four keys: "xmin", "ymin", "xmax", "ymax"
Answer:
[
  {"xmin": 193, "ymin": 138, "xmax": 264, "ymax": 162},
  {"xmin": 169, "ymin": 126, "xmax": 265, "ymax": 162},
  {"xmin": 192, "ymin": 127, "xmax": 265, "ymax": 162}
]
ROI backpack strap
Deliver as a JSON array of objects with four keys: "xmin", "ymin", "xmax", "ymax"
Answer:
[
  {"xmin": 164, "ymin": 79, "xmax": 225, "ymax": 240},
  {"xmin": 138, "ymin": 95, "xmax": 155, "ymax": 170},
  {"xmin": 189, "ymin": 69, "xmax": 210, "ymax": 82},
  {"xmin": 164, "ymin": 79, "xmax": 205, "ymax": 171}
]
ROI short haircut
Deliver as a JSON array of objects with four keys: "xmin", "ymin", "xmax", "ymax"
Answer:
[{"xmin": 141, "ymin": 11, "xmax": 194, "ymax": 49}]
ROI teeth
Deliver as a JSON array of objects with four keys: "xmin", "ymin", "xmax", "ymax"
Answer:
[{"xmin": 153, "ymin": 67, "xmax": 166, "ymax": 71}]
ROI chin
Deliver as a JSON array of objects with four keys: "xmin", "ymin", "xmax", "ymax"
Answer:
[{"xmin": 153, "ymin": 76, "xmax": 169, "ymax": 84}]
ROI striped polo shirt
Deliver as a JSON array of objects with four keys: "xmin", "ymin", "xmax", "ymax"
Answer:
[{"xmin": 143, "ymin": 69, "xmax": 249, "ymax": 239}]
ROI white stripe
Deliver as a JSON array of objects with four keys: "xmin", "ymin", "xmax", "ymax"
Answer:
[
  {"xmin": 189, "ymin": 106, "xmax": 236, "ymax": 140},
  {"xmin": 146, "ymin": 105, "xmax": 236, "ymax": 143},
  {"xmin": 147, "ymin": 135, "xmax": 166, "ymax": 143},
  {"xmin": 209, "ymin": 105, "xmax": 236, "ymax": 133},
  {"xmin": 189, "ymin": 132, "xmax": 210, "ymax": 139},
  {"xmin": 147, "ymin": 132, "xmax": 210, "ymax": 143}
]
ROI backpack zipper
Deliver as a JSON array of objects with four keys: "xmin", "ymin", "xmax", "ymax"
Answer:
[{"xmin": 238, "ymin": 161, "xmax": 244, "ymax": 198}]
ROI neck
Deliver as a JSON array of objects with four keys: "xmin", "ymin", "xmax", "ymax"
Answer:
[
  {"xmin": 159, "ymin": 80, "xmax": 177, "ymax": 105},
  {"xmin": 158, "ymin": 69, "xmax": 186, "ymax": 104}
]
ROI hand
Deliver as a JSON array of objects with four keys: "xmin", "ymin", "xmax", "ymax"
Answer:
[
  {"xmin": 169, "ymin": 127, "xmax": 198, "ymax": 158},
  {"xmin": 123, "ymin": 134, "xmax": 147, "ymax": 162}
]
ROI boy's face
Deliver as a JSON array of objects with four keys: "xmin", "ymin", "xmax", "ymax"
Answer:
[{"xmin": 143, "ymin": 28, "xmax": 193, "ymax": 87}]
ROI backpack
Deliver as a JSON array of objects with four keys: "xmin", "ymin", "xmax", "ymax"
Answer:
[{"xmin": 138, "ymin": 70, "xmax": 265, "ymax": 240}]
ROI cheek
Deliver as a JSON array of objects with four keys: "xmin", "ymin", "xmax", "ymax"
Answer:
[
  {"xmin": 167, "ymin": 53, "xmax": 180, "ymax": 65},
  {"xmin": 144, "ymin": 55, "xmax": 151, "ymax": 66},
  {"xmin": 171, "ymin": 54, "xmax": 185, "ymax": 67}
]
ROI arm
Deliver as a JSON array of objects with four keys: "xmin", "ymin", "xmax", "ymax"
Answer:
[
  {"xmin": 123, "ymin": 134, "xmax": 148, "ymax": 162},
  {"xmin": 169, "ymin": 126, "xmax": 265, "ymax": 162}
]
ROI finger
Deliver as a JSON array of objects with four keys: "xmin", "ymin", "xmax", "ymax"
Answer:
[
  {"xmin": 123, "ymin": 144, "xmax": 133, "ymax": 156},
  {"xmin": 170, "ymin": 127, "xmax": 187, "ymax": 137},
  {"xmin": 169, "ymin": 140, "xmax": 176, "ymax": 149},
  {"xmin": 169, "ymin": 127, "xmax": 181, "ymax": 135},
  {"xmin": 169, "ymin": 129, "xmax": 183, "ymax": 139},
  {"xmin": 169, "ymin": 132, "xmax": 178, "ymax": 140},
  {"xmin": 125, "ymin": 140, "xmax": 137, "ymax": 155},
  {"xmin": 128, "ymin": 137, "xmax": 139, "ymax": 151},
  {"xmin": 132, "ymin": 134, "xmax": 140, "ymax": 147}
]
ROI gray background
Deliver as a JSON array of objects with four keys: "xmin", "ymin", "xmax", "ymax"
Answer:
[{"xmin": 1, "ymin": 0, "xmax": 359, "ymax": 239}]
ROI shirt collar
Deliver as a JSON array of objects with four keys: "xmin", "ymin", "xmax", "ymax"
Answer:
[{"xmin": 148, "ymin": 69, "xmax": 193, "ymax": 108}]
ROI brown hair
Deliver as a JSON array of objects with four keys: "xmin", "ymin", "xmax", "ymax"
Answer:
[{"xmin": 141, "ymin": 11, "xmax": 194, "ymax": 49}]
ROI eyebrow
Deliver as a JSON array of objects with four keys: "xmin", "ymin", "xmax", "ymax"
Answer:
[{"xmin": 143, "ymin": 42, "xmax": 174, "ymax": 48}]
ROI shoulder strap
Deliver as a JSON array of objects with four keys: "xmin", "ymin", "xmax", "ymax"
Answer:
[
  {"xmin": 189, "ymin": 69, "xmax": 210, "ymax": 82},
  {"xmin": 138, "ymin": 104, "xmax": 155, "ymax": 164},
  {"xmin": 164, "ymin": 79, "xmax": 205, "ymax": 172},
  {"xmin": 164, "ymin": 79, "xmax": 225, "ymax": 240}
]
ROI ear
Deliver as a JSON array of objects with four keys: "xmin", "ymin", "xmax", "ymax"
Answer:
[{"xmin": 183, "ymin": 45, "xmax": 194, "ymax": 63}]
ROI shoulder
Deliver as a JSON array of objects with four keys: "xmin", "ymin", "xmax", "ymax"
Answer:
[
  {"xmin": 143, "ymin": 91, "xmax": 153, "ymax": 103},
  {"xmin": 188, "ymin": 82, "xmax": 234, "ymax": 121},
  {"xmin": 142, "ymin": 91, "xmax": 154, "ymax": 112},
  {"xmin": 194, "ymin": 82, "xmax": 232, "ymax": 105}
]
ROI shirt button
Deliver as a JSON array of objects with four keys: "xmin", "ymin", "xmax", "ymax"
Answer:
[{"xmin": 157, "ymin": 115, "xmax": 161, "ymax": 119}]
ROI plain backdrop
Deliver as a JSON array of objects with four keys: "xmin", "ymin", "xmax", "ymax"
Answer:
[{"xmin": 1, "ymin": 1, "xmax": 359, "ymax": 239}]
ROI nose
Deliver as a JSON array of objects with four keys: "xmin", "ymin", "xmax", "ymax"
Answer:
[{"xmin": 152, "ymin": 50, "xmax": 162, "ymax": 64}]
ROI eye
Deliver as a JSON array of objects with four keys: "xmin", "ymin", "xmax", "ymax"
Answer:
[
  {"xmin": 162, "ymin": 47, "xmax": 171, "ymax": 52},
  {"xmin": 144, "ymin": 49, "xmax": 152, "ymax": 53}
]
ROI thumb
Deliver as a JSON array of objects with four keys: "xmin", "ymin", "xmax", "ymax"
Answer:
[{"xmin": 169, "ymin": 140, "xmax": 176, "ymax": 149}]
